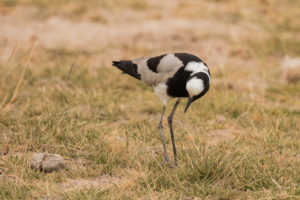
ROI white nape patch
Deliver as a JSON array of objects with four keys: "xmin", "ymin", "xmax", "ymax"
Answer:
[
  {"xmin": 156, "ymin": 54, "xmax": 183, "ymax": 72},
  {"xmin": 153, "ymin": 83, "xmax": 169, "ymax": 105},
  {"xmin": 185, "ymin": 61, "xmax": 210, "ymax": 82},
  {"xmin": 186, "ymin": 77, "xmax": 204, "ymax": 97}
]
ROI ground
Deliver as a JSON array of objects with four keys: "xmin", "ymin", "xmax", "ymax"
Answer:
[{"xmin": 0, "ymin": 0, "xmax": 299, "ymax": 199}]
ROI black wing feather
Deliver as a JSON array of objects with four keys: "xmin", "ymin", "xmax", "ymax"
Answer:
[{"xmin": 112, "ymin": 60, "xmax": 141, "ymax": 80}]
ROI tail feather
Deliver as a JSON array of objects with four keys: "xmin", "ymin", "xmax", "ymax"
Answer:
[{"xmin": 112, "ymin": 60, "xmax": 141, "ymax": 80}]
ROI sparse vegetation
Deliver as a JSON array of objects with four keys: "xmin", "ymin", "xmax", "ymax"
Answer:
[{"xmin": 0, "ymin": 0, "xmax": 299, "ymax": 199}]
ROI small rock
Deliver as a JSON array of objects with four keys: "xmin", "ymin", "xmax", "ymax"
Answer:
[
  {"xmin": 31, "ymin": 153, "xmax": 47, "ymax": 170},
  {"xmin": 42, "ymin": 154, "xmax": 64, "ymax": 173},
  {"xmin": 281, "ymin": 56, "xmax": 300, "ymax": 83},
  {"xmin": 216, "ymin": 115, "xmax": 226, "ymax": 124},
  {"xmin": 31, "ymin": 153, "xmax": 65, "ymax": 173}
]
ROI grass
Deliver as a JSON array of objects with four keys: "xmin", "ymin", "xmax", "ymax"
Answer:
[{"xmin": 0, "ymin": 0, "xmax": 300, "ymax": 199}]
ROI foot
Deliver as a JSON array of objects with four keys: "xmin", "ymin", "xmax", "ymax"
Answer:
[{"xmin": 161, "ymin": 154, "xmax": 176, "ymax": 168}]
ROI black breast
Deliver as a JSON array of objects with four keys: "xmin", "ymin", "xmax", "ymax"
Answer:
[{"xmin": 166, "ymin": 67, "xmax": 191, "ymax": 97}]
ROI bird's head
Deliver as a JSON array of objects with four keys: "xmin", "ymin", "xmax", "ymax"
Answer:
[{"xmin": 184, "ymin": 72, "xmax": 210, "ymax": 113}]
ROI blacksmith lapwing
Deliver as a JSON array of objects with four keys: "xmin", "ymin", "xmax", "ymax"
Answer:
[{"xmin": 112, "ymin": 53, "xmax": 210, "ymax": 167}]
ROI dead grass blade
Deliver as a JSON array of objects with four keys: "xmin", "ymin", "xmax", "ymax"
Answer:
[
  {"xmin": 0, "ymin": 43, "xmax": 35, "ymax": 113},
  {"xmin": 67, "ymin": 61, "xmax": 76, "ymax": 81}
]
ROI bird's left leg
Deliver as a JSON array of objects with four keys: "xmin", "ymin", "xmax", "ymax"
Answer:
[
  {"xmin": 158, "ymin": 105, "xmax": 175, "ymax": 168},
  {"xmin": 167, "ymin": 99, "xmax": 180, "ymax": 165}
]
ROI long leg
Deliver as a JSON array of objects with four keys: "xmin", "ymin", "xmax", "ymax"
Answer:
[
  {"xmin": 158, "ymin": 105, "xmax": 174, "ymax": 168},
  {"xmin": 167, "ymin": 99, "xmax": 180, "ymax": 165}
]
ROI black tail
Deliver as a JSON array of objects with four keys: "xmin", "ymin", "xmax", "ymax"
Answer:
[{"xmin": 112, "ymin": 60, "xmax": 141, "ymax": 80}]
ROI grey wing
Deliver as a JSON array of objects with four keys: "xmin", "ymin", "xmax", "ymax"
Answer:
[
  {"xmin": 132, "ymin": 54, "xmax": 183, "ymax": 87},
  {"xmin": 146, "ymin": 53, "xmax": 184, "ymax": 73}
]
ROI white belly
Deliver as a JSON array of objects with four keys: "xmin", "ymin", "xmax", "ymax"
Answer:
[{"xmin": 153, "ymin": 83, "xmax": 170, "ymax": 105}]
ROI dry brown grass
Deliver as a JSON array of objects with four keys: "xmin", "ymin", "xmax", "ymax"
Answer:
[{"xmin": 0, "ymin": 0, "xmax": 299, "ymax": 199}]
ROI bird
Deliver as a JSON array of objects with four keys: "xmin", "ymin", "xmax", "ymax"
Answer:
[{"xmin": 112, "ymin": 53, "xmax": 210, "ymax": 167}]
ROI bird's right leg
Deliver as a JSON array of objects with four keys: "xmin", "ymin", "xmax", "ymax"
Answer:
[
  {"xmin": 167, "ymin": 99, "xmax": 180, "ymax": 165},
  {"xmin": 158, "ymin": 105, "xmax": 175, "ymax": 168}
]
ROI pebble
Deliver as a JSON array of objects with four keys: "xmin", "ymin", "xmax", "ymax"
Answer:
[
  {"xmin": 31, "ymin": 153, "xmax": 65, "ymax": 173},
  {"xmin": 216, "ymin": 115, "xmax": 226, "ymax": 124}
]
